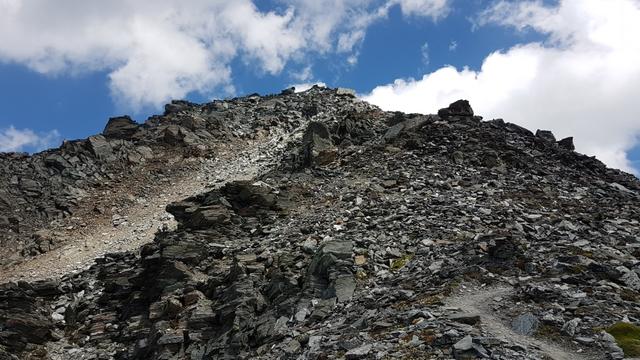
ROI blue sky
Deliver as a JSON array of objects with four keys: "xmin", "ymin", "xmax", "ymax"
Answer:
[{"xmin": 0, "ymin": 0, "xmax": 639, "ymax": 173}]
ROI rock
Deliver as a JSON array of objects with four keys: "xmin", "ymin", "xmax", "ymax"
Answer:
[
  {"xmin": 620, "ymin": 270, "xmax": 640, "ymax": 290},
  {"xmin": 449, "ymin": 313, "xmax": 481, "ymax": 325},
  {"xmin": 280, "ymin": 87, "xmax": 295, "ymax": 95},
  {"xmin": 438, "ymin": 99, "xmax": 473, "ymax": 119},
  {"xmin": 557, "ymin": 136, "xmax": 575, "ymax": 150},
  {"xmin": 511, "ymin": 312, "xmax": 539, "ymax": 336},
  {"xmin": 86, "ymin": 135, "xmax": 114, "ymax": 160},
  {"xmin": 103, "ymin": 116, "xmax": 139, "ymax": 139},
  {"xmin": 20, "ymin": 178, "xmax": 41, "ymax": 196},
  {"xmin": 562, "ymin": 318, "xmax": 581, "ymax": 336},
  {"xmin": 186, "ymin": 206, "xmax": 232, "ymax": 229},
  {"xmin": 308, "ymin": 335, "xmax": 322, "ymax": 353},
  {"xmin": 302, "ymin": 121, "xmax": 337, "ymax": 166},
  {"xmin": 383, "ymin": 116, "xmax": 429, "ymax": 141},
  {"xmin": 157, "ymin": 329, "xmax": 183, "ymax": 345},
  {"xmin": 44, "ymin": 154, "xmax": 70, "ymax": 171},
  {"xmin": 536, "ymin": 129, "xmax": 556, "ymax": 142},
  {"xmin": 284, "ymin": 339, "xmax": 301, "ymax": 354},
  {"xmin": 302, "ymin": 238, "xmax": 318, "ymax": 254},
  {"xmin": 453, "ymin": 335, "xmax": 473, "ymax": 351},
  {"xmin": 307, "ymin": 240, "xmax": 355, "ymax": 303},
  {"xmin": 164, "ymin": 100, "xmax": 196, "ymax": 115},
  {"xmin": 345, "ymin": 344, "xmax": 372, "ymax": 359}
]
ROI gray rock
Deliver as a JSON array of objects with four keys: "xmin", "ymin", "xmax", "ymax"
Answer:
[
  {"xmin": 453, "ymin": 335, "xmax": 473, "ymax": 351},
  {"xmin": 449, "ymin": 313, "xmax": 481, "ymax": 325},
  {"xmin": 383, "ymin": 116, "xmax": 429, "ymax": 141},
  {"xmin": 621, "ymin": 269, "xmax": 640, "ymax": 290},
  {"xmin": 44, "ymin": 154, "xmax": 70, "ymax": 171},
  {"xmin": 511, "ymin": 312, "xmax": 539, "ymax": 336},
  {"xmin": 562, "ymin": 318, "xmax": 581, "ymax": 336},
  {"xmin": 87, "ymin": 135, "xmax": 114, "ymax": 160},
  {"xmin": 345, "ymin": 344, "xmax": 373, "ymax": 359}
]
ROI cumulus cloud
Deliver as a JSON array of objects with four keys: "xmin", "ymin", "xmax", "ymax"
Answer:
[
  {"xmin": 0, "ymin": 126, "xmax": 61, "ymax": 153},
  {"xmin": 364, "ymin": 0, "xmax": 640, "ymax": 173},
  {"xmin": 390, "ymin": 0, "xmax": 450, "ymax": 19},
  {"xmin": 0, "ymin": 0, "xmax": 450, "ymax": 111}
]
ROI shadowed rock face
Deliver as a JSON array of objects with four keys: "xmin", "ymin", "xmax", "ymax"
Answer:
[
  {"xmin": 438, "ymin": 99, "xmax": 474, "ymax": 119},
  {"xmin": 302, "ymin": 121, "xmax": 337, "ymax": 166},
  {"xmin": 103, "ymin": 116, "xmax": 140, "ymax": 139},
  {"xmin": 1, "ymin": 88, "xmax": 640, "ymax": 360}
]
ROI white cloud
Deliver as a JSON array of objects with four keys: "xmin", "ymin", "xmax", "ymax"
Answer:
[
  {"xmin": 0, "ymin": 0, "xmax": 450, "ymax": 111},
  {"xmin": 290, "ymin": 82, "xmax": 328, "ymax": 92},
  {"xmin": 0, "ymin": 126, "xmax": 60, "ymax": 153},
  {"xmin": 290, "ymin": 65, "xmax": 314, "ymax": 82},
  {"xmin": 390, "ymin": 0, "xmax": 450, "ymax": 19},
  {"xmin": 448, "ymin": 40, "xmax": 457, "ymax": 51},
  {"xmin": 364, "ymin": 0, "xmax": 640, "ymax": 173}
]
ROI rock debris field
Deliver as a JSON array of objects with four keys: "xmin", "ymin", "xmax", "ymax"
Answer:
[{"xmin": 1, "ymin": 86, "xmax": 640, "ymax": 359}]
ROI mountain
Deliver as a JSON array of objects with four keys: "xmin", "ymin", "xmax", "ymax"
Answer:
[{"xmin": 1, "ymin": 86, "xmax": 639, "ymax": 359}]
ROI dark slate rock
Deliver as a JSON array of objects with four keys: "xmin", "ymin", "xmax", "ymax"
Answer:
[
  {"xmin": 103, "ymin": 116, "xmax": 139, "ymax": 139},
  {"xmin": 558, "ymin": 136, "xmax": 575, "ymax": 151},
  {"xmin": 438, "ymin": 99, "xmax": 473, "ymax": 119},
  {"xmin": 302, "ymin": 121, "xmax": 336, "ymax": 166},
  {"xmin": 535, "ymin": 129, "xmax": 557, "ymax": 142}
]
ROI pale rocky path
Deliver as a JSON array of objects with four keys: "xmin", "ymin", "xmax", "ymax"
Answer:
[
  {"xmin": 0, "ymin": 126, "xmax": 303, "ymax": 284},
  {"xmin": 446, "ymin": 285, "xmax": 600, "ymax": 360}
]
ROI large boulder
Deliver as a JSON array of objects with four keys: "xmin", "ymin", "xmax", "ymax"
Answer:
[
  {"xmin": 43, "ymin": 154, "xmax": 70, "ymax": 171},
  {"xmin": 558, "ymin": 136, "xmax": 575, "ymax": 151},
  {"xmin": 86, "ymin": 135, "xmax": 114, "ymax": 161},
  {"xmin": 438, "ymin": 99, "xmax": 474, "ymax": 119},
  {"xmin": 383, "ymin": 115, "xmax": 430, "ymax": 141},
  {"xmin": 103, "ymin": 116, "xmax": 139, "ymax": 139},
  {"xmin": 164, "ymin": 100, "xmax": 197, "ymax": 115},
  {"xmin": 302, "ymin": 122, "xmax": 337, "ymax": 166},
  {"xmin": 535, "ymin": 129, "xmax": 557, "ymax": 142}
]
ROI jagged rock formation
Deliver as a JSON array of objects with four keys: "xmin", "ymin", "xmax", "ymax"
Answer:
[{"xmin": 1, "ymin": 87, "xmax": 640, "ymax": 360}]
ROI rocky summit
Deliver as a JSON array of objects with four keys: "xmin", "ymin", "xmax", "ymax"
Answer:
[{"xmin": 1, "ymin": 86, "xmax": 640, "ymax": 360}]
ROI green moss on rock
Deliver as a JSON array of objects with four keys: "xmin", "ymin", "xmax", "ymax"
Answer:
[
  {"xmin": 607, "ymin": 322, "xmax": 640, "ymax": 357},
  {"xmin": 390, "ymin": 254, "xmax": 414, "ymax": 271}
]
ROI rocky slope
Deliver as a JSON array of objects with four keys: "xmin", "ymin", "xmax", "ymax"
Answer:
[{"xmin": 1, "ymin": 86, "xmax": 640, "ymax": 360}]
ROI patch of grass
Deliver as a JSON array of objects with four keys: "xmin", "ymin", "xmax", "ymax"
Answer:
[
  {"xmin": 355, "ymin": 270, "xmax": 368, "ymax": 281},
  {"xmin": 419, "ymin": 330, "xmax": 436, "ymax": 344},
  {"xmin": 537, "ymin": 324, "xmax": 561, "ymax": 337},
  {"xmin": 607, "ymin": 322, "xmax": 640, "ymax": 357},
  {"xmin": 569, "ymin": 264, "xmax": 586, "ymax": 274},
  {"xmin": 442, "ymin": 278, "xmax": 462, "ymax": 296},
  {"xmin": 416, "ymin": 294, "xmax": 443, "ymax": 306},
  {"xmin": 390, "ymin": 254, "xmax": 414, "ymax": 271}
]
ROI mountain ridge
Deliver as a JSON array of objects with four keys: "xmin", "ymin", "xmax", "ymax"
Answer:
[{"xmin": 1, "ymin": 86, "xmax": 639, "ymax": 359}]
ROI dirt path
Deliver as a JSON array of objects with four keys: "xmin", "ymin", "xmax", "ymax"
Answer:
[
  {"xmin": 445, "ymin": 285, "xmax": 601, "ymax": 360},
  {"xmin": 0, "ymin": 126, "xmax": 303, "ymax": 284}
]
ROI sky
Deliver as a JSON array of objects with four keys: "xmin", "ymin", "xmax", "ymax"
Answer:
[{"xmin": 0, "ymin": 0, "xmax": 639, "ymax": 174}]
